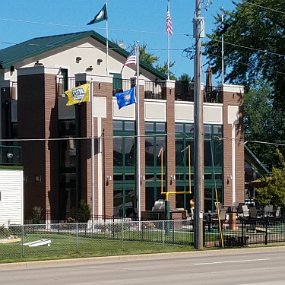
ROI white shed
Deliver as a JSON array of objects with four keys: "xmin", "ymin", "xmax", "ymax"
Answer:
[{"xmin": 0, "ymin": 169, "xmax": 24, "ymax": 227}]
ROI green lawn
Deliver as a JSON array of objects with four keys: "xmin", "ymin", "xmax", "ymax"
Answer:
[{"xmin": 0, "ymin": 232, "xmax": 194, "ymax": 263}]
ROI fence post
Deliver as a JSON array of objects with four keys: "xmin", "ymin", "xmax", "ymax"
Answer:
[
  {"xmin": 76, "ymin": 223, "xmax": 79, "ymax": 251},
  {"xmin": 202, "ymin": 221, "xmax": 206, "ymax": 247},
  {"xmin": 112, "ymin": 216, "xmax": 115, "ymax": 239},
  {"xmin": 172, "ymin": 220, "xmax": 175, "ymax": 244},
  {"xmin": 162, "ymin": 221, "xmax": 165, "ymax": 248},
  {"xmin": 121, "ymin": 220, "xmax": 124, "ymax": 249},
  {"xmin": 265, "ymin": 219, "xmax": 268, "ymax": 245},
  {"xmin": 141, "ymin": 220, "xmax": 144, "ymax": 241},
  {"xmin": 21, "ymin": 224, "xmax": 25, "ymax": 258},
  {"xmin": 241, "ymin": 219, "xmax": 244, "ymax": 247}
]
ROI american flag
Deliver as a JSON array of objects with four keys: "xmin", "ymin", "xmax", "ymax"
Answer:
[
  {"xmin": 166, "ymin": 3, "xmax": 173, "ymax": 35},
  {"xmin": 124, "ymin": 49, "xmax": 137, "ymax": 66}
]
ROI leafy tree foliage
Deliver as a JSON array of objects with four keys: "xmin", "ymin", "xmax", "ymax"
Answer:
[
  {"xmin": 205, "ymin": 0, "xmax": 285, "ymax": 168},
  {"xmin": 206, "ymin": 0, "xmax": 285, "ymax": 97},
  {"xmin": 177, "ymin": 73, "xmax": 193, "ymax": 82},
  {"xmin": 137, "ymin": 43, "xmax": 159, "ymax": 65},
  {"xmin": 243, "ymin": 84, "xmax": 278, "ymax": 168},
  {"xmin": 127, "ymin": 42, "xmax": 176, "ymax": 79},
  {"xmin": 256, "ymin": 149, "xmax": 285, "ymax": 206}
]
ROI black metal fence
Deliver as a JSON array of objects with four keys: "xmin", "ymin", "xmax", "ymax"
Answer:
[
  {"xmin": 1, "ymin": 218, "xmax": 285, "ymax": 260},
  {"xmin": 204, "ymin": 217, "xmax": 285, "ymax": 248}
]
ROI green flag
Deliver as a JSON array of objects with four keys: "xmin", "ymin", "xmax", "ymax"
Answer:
[{"xmin": 87, "ymin": 4, "xmax": 108, "ymax": 25}]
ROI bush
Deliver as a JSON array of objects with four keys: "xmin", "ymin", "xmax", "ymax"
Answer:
[
  {"xmin": 32, "ymin": 206, "xmax": 44, "ymax": 224},
  {"xmin": 77, "ymin": 200, "xmax": 91, "ymax": 222},
  {"xmin": 0, "ymin": 225, "xmax": 11, "ymax": 238}
]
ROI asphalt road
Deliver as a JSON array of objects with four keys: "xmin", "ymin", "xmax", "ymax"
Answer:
[{"xmin": 1, "ymin": 247, "xmax": 285, "ymax": 285}]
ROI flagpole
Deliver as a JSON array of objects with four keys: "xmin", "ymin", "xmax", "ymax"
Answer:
[
  {"xmin": 106, "ymin": 0, "xmax": 109, "ymax": 75},
  {"xmin": 167, "ymin": 0, "xmax": 171, "ymax": 80},
  {"xmin": 221, "ymin": 7, "xmax": 224, "ymax": 85},
  {"xmin": 135, "ymin": 43, "xmax": 141, "ymax": 221},
  {"xmin": 168, "ymin": 33, "xmax": 170, "ymax": 80},
  {"xmin": 90, "ymin": 79, "xmax": 95, "ymax": 222}
]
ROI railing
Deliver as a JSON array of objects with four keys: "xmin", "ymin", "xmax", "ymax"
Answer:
[
  {"xmin": 175, "ymin": 81, "xmax": 222, "ymax": 103},
  {"xmin": 204, "ymin": 216, "xmax": 285, "ymax": 248},
  {"xmin": 0, "ymin": 145, "xmax": 22, "ymax": 166},
  {"xmin": 56, "ymin": 77, "xmax": 223, "ymax": 103},
  {"xmin": 2, "ymin": 217, "xmax": 285, "ymax": 260},
  {"xmin": 144, "ymin": 80, "xmax": 166, "ymax": 100}
]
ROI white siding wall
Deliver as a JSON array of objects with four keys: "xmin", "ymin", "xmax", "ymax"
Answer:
[
  {"xmin": 0, "ymin": 170, "xmax": 23, "ymax": 227},
  {"xmin": 3, "ymin": 39, "xmax": 157, "ymax": 82},
  {"xmin": 113, "ymin": 100, "xmax": 223, "ymax": 124}
]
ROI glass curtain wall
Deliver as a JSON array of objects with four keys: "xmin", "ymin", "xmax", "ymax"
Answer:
[
  {"xmin": 58, "ymin": 120, "xmax": 77, "ymax": 220},
  {"xmin": 175, "ymin": 123, "xmax": 223, "ymax": 212},
  {"xmin": 204, "ymin": 124, "xmax": 223, "ymax": 211},
  {"xmin": 113, "ymin": 120, "xmax": 137, "ymax": 218},
  {"xmin": 145, "ymin": 122, "xmax": 167, "ymax": 210},
  {"xmin": 175, "ymin": 123, "xmax": 194, "ymax": 211}
]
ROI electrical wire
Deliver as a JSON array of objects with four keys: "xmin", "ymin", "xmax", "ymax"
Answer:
[{"xmin": 246, "ymin": 2, "xmax": 285, "ymax": 16}]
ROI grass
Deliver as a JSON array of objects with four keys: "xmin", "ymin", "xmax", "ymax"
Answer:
[
  {"xmin": 0, "ymin": 232, "xmax": 194, "ymax": 263},
  {"xmin": 2, "ymin": 222, "xmax": 283, "ymax": 263}
]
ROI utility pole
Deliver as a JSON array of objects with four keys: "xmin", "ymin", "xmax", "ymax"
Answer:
[{"xmin": 193, "ymin": 0, "xmax": 205, "ymax": 250}]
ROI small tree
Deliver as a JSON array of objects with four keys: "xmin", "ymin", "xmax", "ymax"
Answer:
[
  {"xmin": 32, "ymin": 206, "xmax": 44, "ymax": 224},
  {"xmin": 256, "ymin": 149, "xmax": 285, "ymax": 207},
  {"xmin": 77, "ymin": 200, "xmax": 91, "ymax": 223}
]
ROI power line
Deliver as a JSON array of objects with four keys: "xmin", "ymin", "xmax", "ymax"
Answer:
[
  {"xmin": 212, "ymin": 38, "xmax": 285, "ymax": 59},
  {"xmin": 246, "ymin": 2, "xmax": 285, "ymax": 16},
  {"xmin": 0, "ymin": 17, "xmax": 189, "ymax": 38}
]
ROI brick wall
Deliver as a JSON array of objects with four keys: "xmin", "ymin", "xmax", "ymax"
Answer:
[
  {"xmin": 95, "ymin": 81, "xmax": 114, "ymax": 216},
  {"xmin": 166, "ymin": 86, "xmax": 176, "ymax": 209},
  {"xmin": 18, "ymin": 71, "xmax": 59, "ymax": 220},
  {"xmin": 223, "ymin": 88, "xmax": 244, "ymax": 206}
]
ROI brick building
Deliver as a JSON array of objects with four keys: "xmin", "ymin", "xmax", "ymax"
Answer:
[{"xmin": 0, "ymin": 31, "xmax": 244, "ymax": 221}]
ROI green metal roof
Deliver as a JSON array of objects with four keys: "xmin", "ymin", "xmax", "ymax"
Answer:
[
  {"xmin": 0, "ymin": 30, "xmax": 167, "ymax": 79},
  {"xmin": 245, "ymin": 145, "xmax": 270, "ymax": 176}
]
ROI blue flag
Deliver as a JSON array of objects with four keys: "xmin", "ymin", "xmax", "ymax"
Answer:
[{"xmin": 115, "ymin": 87, "xmax": 136, "ymax": 109}]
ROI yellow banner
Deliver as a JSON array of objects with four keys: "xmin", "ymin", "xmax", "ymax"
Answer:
[{"xmin": 65, "ymin": 83, "xmax": 90, "ymax": 106}]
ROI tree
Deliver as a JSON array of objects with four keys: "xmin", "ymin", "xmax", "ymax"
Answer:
[
  {"xmin": 178, "ymin": 73, "xmax": 193, "ymax": 82},
  {"xmin": 205, "ymin": 0, "xmax": 285, "ymax": 168},
  {"xmin": 138, "ymin": 43, "xmax": 159, "ymax": 66},
  {"xmin": 155, "ymin": 61, "xmax": 176, "ymax": 80},
  {"xmin": 243, "ymin": 84, "xmax": 278, "ymax": 168},
  {"xmin": 205, "ymin": 0, "xmax": 285, "ymax": 97},
  {"xmin": 77, "ymin": 200, "xmax": 91, "ymax": 223},
  {"xmin": 256, "ymin": 149, "xmax": 285, "ymax": 207},
  {"xmin": 127, "ymin": 42, "xmax": 176, "ymax": 79}
]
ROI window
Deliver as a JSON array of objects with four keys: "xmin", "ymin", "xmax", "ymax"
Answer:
[
  {"xmin": 145, "ymin": 122, "xmax": 166, "ymax": 168},
  {"xmin": 113, "ymin": 120, "xmax": 136, "ymax": 218},
  {"xmin": 175, "ymin": 123, "xmax": 223, "ymax": 211},
  {"xmin": 60, "ymin": 68, "xmax": 69, "ymax": 91},
  {"xmin": 111, "ymin": 73, "xmax": 122, "ymax": 94}
]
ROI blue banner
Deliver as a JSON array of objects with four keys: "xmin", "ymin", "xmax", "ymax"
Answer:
[{"xmin": 115, "ymin": 87, "xmax": 136, "ymax": 109}]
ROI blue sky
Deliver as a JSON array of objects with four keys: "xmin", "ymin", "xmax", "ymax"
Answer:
[{"xmin": 0, "ymin": 0, "xmax": 239, "ymax": 83}]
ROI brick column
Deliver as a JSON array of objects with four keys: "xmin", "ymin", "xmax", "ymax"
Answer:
[
  {"xmin": 18, "ymin": 66, "xmax": 59, "ymax": 221},
  {"xmin": 165, "ymin": 80, "xmax": 176, "ymax": 210},
  {"xmin": 222, "ymin": 84, "xmax": 244, "ymax": 206}
]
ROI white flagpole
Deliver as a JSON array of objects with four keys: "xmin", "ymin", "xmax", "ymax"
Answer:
[
  {"xmin": 167, "ymin": 0, "xmax": 171, "ymax": 80},
  {"xmin": 106, "ymin": 0, "xmax": 109, "ymax": 75},
  {"xmin": 135, "ymin": 43, "xmax": 141, "ymax": 221},
  {"xmin": 90, "ymin": 79, "xmax": 95, "ymax": 221},
  {"xmin": 168, "ymin": 34, "xmax": 170, "ymax": 80},
  {"xmin": 221, "ymin": 8, "xmax": 224, "ymax": 85}
]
